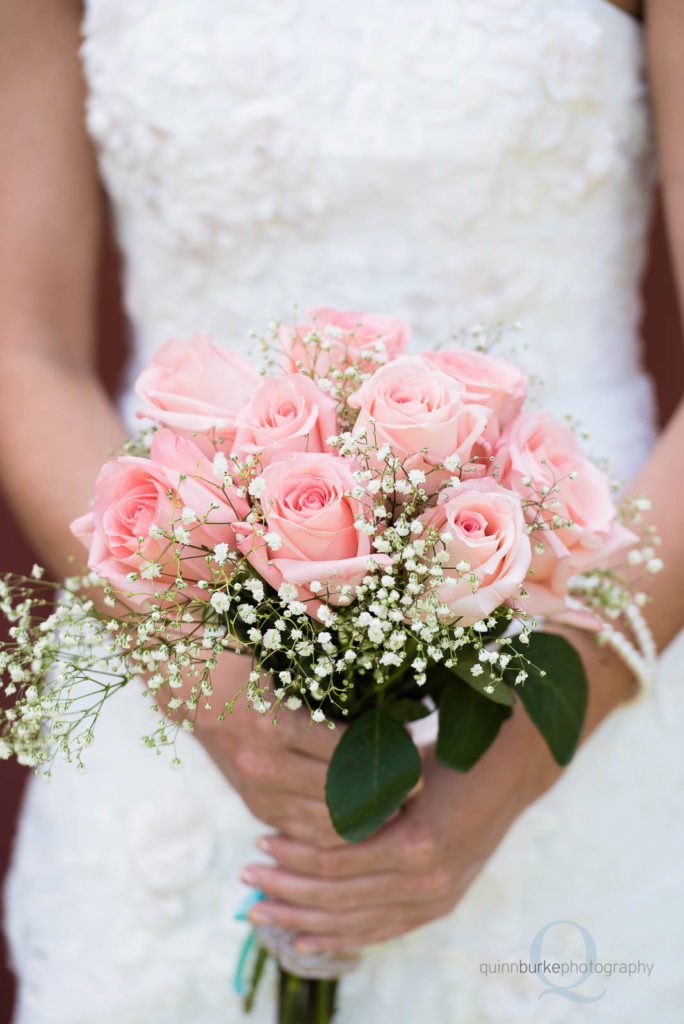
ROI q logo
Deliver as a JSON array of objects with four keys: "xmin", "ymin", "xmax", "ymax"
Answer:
[{"xmin": 530, "ymin": 920, "xmax": 606, "ymax": 1003}]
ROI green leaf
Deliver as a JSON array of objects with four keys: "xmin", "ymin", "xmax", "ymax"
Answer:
[
  {"xmin": 450, "ymin": 648, "xmax": 516, "ymax": 707},
  {"xmin": 326, "ymin": 708, "xmax": 421, "ymax": 843},
  {"xmin": 383, "ymin": 699, "xmax": 432, "ymax": 724},
  {"xmin": 436, "ymin": 679, "xmax": 512, "ymax": 772},
  {"xmin": 503, "ymin": 632, "xmax": 587, "ymax": 766}
]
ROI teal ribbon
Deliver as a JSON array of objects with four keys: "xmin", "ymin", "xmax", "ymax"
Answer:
[{"xmin": 234, "ymin": 889, "xmax": 266, "ymax": 996}]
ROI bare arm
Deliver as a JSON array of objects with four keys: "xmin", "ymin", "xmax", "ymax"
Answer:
[
  {"xmin": 0, "ymin": 0, "xmax": 124, "ymax": 576},
  {"xmin": 628, "ymin": 0, "xmax": 684, "ymax": 651}
]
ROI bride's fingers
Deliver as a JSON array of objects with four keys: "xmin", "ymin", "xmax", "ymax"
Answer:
[
  {"xmin": 265, "ymin": 751, "xmax": 329, "ymax": 801},
  {"xmin": 246, "ymin": 794, "xmax": 339, "ymax": 846},
  {"xmin": 292, "ymin": 914, "xmax": 432, "ymax": 954},
  {"xmin": 284, "ymin": 724, "xmax": 343, "ymax": 761},
  {"xmin": 255, "ymin": 833, "xmax": 387, "ymax": 878},
  {"xmin": 246, "ymin": 899, "xmax": 425, "ymax": 941},
  {"xmin": 256, "ymin": 812, "xmax": 421, "ymax": 877},
  {"xmin": 248, "ymin": 899, "xmax": 376, "ymax": 937},
  {"xmin": 240, "ymin": 863, "xmax": 414, "ymax": 912},
  {"xmin": 271, "ymin": 708, "xmax": 345, "ymax": 760},
  {"xmin": 210, "ymin": 743, "xmax": 329, "ymax": 802}
]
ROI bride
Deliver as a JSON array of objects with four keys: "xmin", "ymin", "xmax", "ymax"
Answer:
[{"xmin": 2, "ymin": 0, "xmax": 683, "ymax": 1021}]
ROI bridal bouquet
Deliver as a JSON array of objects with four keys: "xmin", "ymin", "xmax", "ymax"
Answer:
[{"xmin": 0, "ymin": 308, "xmax": 660, "ymax": 1023}]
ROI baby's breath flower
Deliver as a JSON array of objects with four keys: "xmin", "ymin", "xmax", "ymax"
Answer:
[
  {"xmin": 252, "ymin": 696, "xmax": 272, "ymax": 713},
  {"xmin": 140, "ymin": 562, "xmax": 163, "ymax": 581},
  {"xmin": 278, "ymin": 583, "xmax": 299, "ymax": 602},
  {"xmin": 244, "ymin": 579, "xmax": 265, "ymax": 601},
  {"xmin": 263, "ymin": 628, "xmax": 281, "ymax": 650},
  {"xmin": 212, "ymin": 452, "xmax": 229, "ymax": 482},
  {"xmin": 248, "ymin": 476, "xmax": 266, "ymax": 499},
  {"xmin": 213, "ymin": 543, "xmax": 229, "ymax": 566},
  {"xmin": 174, "ymin": 525, "xmax": 191, "ymax": 545},
  {"xmin": 238, "ymin": 604, "xmax": 257, "ymax": 624}
]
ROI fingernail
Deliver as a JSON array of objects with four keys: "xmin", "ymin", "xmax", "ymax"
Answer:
[
  {"xmin": 294, "ymin": 940, "xmax": 317, "ymax": 954},
  {"xmin": 248, "ymin": 906, "xmax": 270, "ymax": 924},
  {"xmin": 257, "ymin": 837, "xmax": 272, "ymax": 854},
  {"xmin": 241, "ymin": 867, "xmax": 259, "ymax": 885}
]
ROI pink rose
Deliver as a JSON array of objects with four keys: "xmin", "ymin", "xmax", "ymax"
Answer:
[
  {"xmin": 134, "ymin": 333, "xmax": 261, "ymax": 455},
  {"xmin": 233, "ymin": 453, "xmax": 390, "ymax": 610},
  {"xmin": 279, "ymin": 307, "xmax": 410, "ymax": 376},
  {"xmin": 232, "ymin": 374, "xmax": 338, "ymax": 467},
  {"xmin": 347, "ymin": 356, "xmax": 491, "ymax": 488},
  {"xmin": 420, "ymin": 348, "xmax": 527, "ymax": 429},
  {"xmin": 496, "ymin": 411, "xmax": 637, "ymax": 619},
  {"xmin": 417, "ymin": 479, "xmax": 531, "ymax": 625},
  {"xmin": 71, "ymin": 431, "xmax": 248, "ymax": 607}
]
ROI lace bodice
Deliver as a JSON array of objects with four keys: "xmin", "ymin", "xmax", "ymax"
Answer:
[{"xmin": 80, "ymin": 0, "xmax": 657, "ymax": 477}]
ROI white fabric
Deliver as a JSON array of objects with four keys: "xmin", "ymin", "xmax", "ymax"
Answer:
[{"xmin": 6, "ymin": 1, "xmax": 684, "ymax": 1021}]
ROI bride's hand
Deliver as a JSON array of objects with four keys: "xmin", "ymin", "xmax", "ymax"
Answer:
[
  {"xmin": 241, "ymin": 636, "xmax": 634, "ymax": 952},
  {"xmin": 160, "ymin": 649, "xmax": 344, "ymax": 848},
  {"xmin": 240, "ymin": 707, "xmax": 555, "ymax": 952}
]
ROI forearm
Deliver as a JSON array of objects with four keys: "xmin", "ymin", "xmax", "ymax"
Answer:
[
  {"xmin": 0, "ymin": 2, "xmax": 120, "ymax": 581},
  {"xmin": 622, "ymin": 398, "xmax": 684, "ymax": 651},
  {"xmin": 544, "ymin": 404, "xmax": 684, "ymax": 760},
  {"xmin": 515, "ymin": 403, "xmax": 684, "ymax": 797},
  {"xmin": 0, "ymin": 340, "xmax": 125, "ymax": 579},
  {"xmin": 643, "ymin": 3, "xmax": 684, "ymax": 649}
]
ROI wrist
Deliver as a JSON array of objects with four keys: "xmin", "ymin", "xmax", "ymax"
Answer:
[
  {"xmin": 506, "ymin": 699, "xmax": 564, "ymax": 809},
  {"xmin": 555, "ymin": 626, "xmax": 640, "ymax": 735},
  {"xmin": 499, "ymin": 627, "xmax": 642, "ymax": 813}
]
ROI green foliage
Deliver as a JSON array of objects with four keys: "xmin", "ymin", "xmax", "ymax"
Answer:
[
  {"xmin": 326, "ymin": 708, "xmax": 421, "ymax": 843},
  {"xmin": 436, "ymin": 675, "xmax": 512, "ymax": 772},
  {"xmin": 503, "ymin": 632, "xmax": 587, "ymax": 766}
]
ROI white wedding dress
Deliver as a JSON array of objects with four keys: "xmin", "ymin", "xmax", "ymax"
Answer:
[{"xmin": 5, "ymin": 1, "xmax": 684, "ymax": 1021}]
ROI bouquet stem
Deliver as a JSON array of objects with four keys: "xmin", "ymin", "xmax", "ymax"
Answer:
[
  {"xmin": 253, "ymin": 921, "xmax": 357, "ymax": 1022},
  {"xmin": 277, "ymin": 967, "xmax": 338, "ymax": 1024}
]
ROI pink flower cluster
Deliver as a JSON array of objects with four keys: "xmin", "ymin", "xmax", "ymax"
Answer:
[
  {"xmin": 72, "ymin": 307, "xmax": 635, "ymax": 625},
  {"xmin": 71, "ymin": 430, "xmax": 249, "ymax": 604}
]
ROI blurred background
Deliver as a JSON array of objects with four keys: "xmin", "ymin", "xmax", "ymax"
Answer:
[{"xmin": 0, "ymin": 197, "xmax": 682, "ymax": 1020}]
